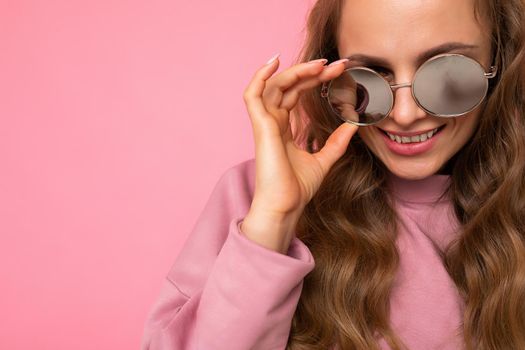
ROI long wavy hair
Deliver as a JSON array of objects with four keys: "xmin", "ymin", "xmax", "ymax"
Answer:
[{"xmin": 286, "ymin": 0, "xmax": 525, "ymax": 349}]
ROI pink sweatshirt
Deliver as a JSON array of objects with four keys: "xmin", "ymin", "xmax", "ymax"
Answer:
[{"xmin": 141, "ymin": 158, "xmax": 465, "ymax": 350}]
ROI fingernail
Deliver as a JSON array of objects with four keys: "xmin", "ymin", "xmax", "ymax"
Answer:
[
  {"xmin": 307, "ymin": 58, "xmax": 328, "ymax": 65},
  {"xmin": 266, "ymin": 53, "xmax": 280, "ymax": 65},
  {"xmin": 328, "ymin": 58, "xmax": 349, "ymax": 67}
]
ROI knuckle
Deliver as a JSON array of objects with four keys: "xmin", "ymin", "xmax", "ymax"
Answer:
[{"xmin": 243, "ymin": 88, "xmax": 254, "ymax": 102}]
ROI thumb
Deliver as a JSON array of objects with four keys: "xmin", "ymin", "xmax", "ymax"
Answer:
[{"xmin": 313, "ymin": 122, "xmax": 359, "ymax": 175}]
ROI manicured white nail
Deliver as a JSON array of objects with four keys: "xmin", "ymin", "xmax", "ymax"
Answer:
[
  {"xmin": 266, "ymin": 53, "xmax": 280, "ymax": 65},
  {"xmin": 307, "ymin": 58, "xmax": 328, "ymax": 65},
  {"xmin": 328, "ymin": 58, "xmax": 349, "ymax": 67}
]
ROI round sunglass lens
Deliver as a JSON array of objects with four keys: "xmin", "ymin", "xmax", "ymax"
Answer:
[
  {"xmin": 327, "ymin": 68, "xmax": 393, "ymax": 125},
  {"xmin": 413, "ymin": 55, "xmax": 488, "ymax": 117}
]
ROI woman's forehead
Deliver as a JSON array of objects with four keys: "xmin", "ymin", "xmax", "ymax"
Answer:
[{"xmin": 337, "ymin": 0, "xmax": 490, "ymax": 62}]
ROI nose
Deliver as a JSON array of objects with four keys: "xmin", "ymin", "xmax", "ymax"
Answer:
[{"xmin": 388, "ymin": 84, "xmax": 428, "ymax": 127}]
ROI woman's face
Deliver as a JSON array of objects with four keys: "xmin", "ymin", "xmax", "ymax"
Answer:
[{"xmin": 337, "ymin": 0, "xmax": 492, "ymax": 180}]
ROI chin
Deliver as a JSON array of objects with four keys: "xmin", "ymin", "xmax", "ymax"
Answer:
[
  {"xmin": 381, "ymin": 157, "xmax": 445, "ymax": 180},
  {"xmin": 387, "ymin": 167, "xmax": 440, "ymax": 180}
]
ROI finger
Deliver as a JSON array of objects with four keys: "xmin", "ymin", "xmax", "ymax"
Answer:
[
  {"xmin": 280, "ymin": 60, "xmax": 348, "ymax": 111},
  {"xmin": 243, "ymin": 56, "xmax": 293, "ymax": 191},
  {"xmin": 313, "ymin": 122, "xmax": 359, "ymax": 177},
  {"xmin": 243, "ymin": 55, "xmax": 282, "ymax": 130},
  {"xmin": 261, "ymin": 60, "xmax": 334, "ymax": 134},
  {"xmin": 262, "ymin": 59, "xmax": 328, "ymax": 112}
]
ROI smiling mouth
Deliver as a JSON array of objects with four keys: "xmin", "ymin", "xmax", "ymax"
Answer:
[{"xmin": 377, "ymin": 124, "xmax": 447, "ymax": 138}]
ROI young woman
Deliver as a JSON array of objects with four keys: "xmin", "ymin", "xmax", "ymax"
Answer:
[{"xmin": 141, "ymin": 0, "xmax": 525, "ymax": 349}]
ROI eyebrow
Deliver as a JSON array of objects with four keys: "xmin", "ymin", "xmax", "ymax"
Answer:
[{"xmin": 344, "ymin": 42, "xmax": 479, "ymax": 67}]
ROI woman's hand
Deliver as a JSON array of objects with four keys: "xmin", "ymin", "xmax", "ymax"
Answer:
[{"xmin": 240, "ymin": 55, "xmax": 358, "ymax": 254}]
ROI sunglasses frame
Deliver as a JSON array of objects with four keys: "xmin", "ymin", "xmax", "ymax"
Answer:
[{"xmin": 320, "ymin": 53, "xmax": 499, "ymax": 126}]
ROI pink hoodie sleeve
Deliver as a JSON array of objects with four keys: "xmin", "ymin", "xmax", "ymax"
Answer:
[{"xmin": 141, "ymin": 159, "xmax": 315, "ymax": 350}]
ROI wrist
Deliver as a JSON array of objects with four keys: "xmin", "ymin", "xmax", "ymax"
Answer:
[{"xmin": 240, "ymin": 209, "xmax": 301, "ymax": 254}]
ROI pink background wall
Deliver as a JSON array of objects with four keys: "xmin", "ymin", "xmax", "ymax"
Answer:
[{"xmin": 0, "ymin": 0, "xmax": 313, "ymax": 348}]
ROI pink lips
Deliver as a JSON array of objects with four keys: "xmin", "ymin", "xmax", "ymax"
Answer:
[{"xmin": 377, "ymin": 126, "xmax": 444, "ymax": 156}]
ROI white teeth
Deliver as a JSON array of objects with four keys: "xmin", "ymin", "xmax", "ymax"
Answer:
[{"xmin": 386, "ymin": 127, "xmax": 440, "ymax": 144}]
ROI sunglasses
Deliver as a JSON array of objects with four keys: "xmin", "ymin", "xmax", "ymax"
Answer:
[{"xmin": 320, "ymin": 53, "xmax": 498, "ymax": 126}]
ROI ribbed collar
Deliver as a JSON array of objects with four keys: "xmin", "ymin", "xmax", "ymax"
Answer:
[{"xmin": 386, "ymin": 171, "xmax": 452, "ymax": 204}]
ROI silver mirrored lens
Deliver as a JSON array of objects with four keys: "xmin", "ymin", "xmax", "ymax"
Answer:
[
  {"xmin": 327, "ymin": 68, "xmax": 393, "ymax": 125},
  {"xmin": 413, "ymin": 55, "xmax": 488, "ymax": 117}
]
